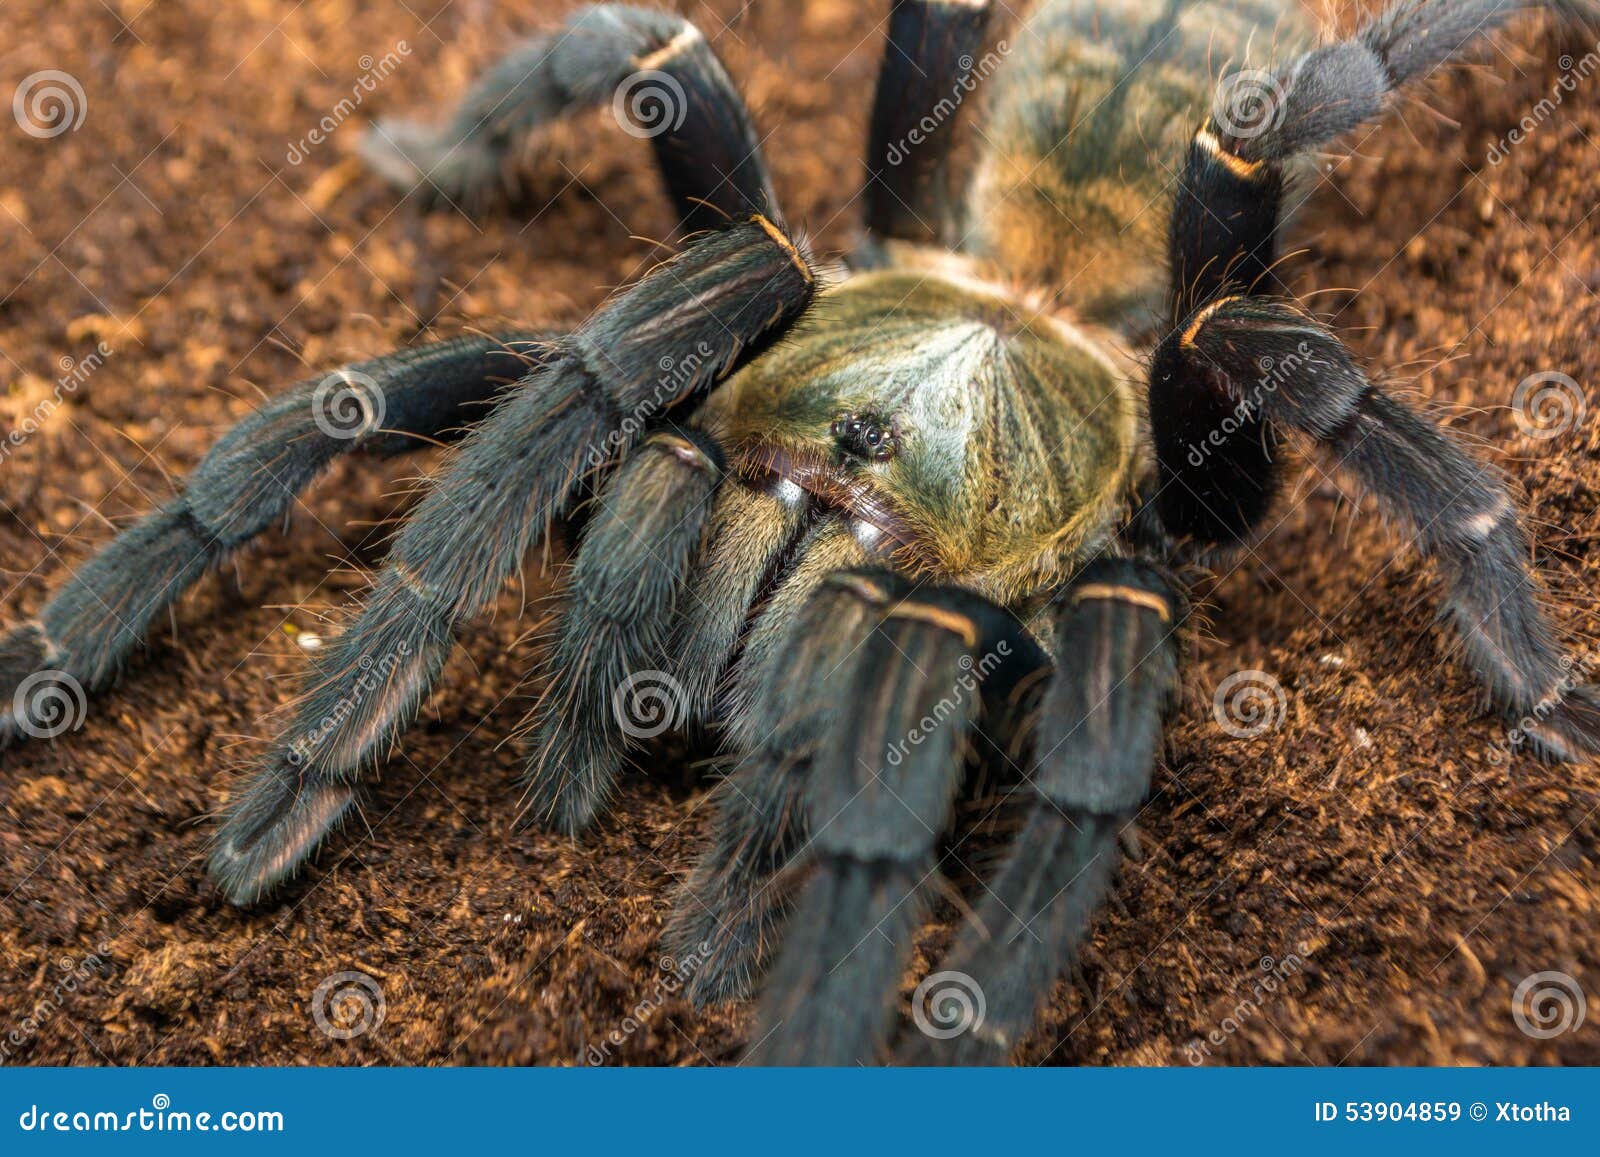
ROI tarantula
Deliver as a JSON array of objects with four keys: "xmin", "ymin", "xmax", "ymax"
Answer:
[{"xmin": 4, "ymin": 0, "xmax": 1598, "ymax": 1064}]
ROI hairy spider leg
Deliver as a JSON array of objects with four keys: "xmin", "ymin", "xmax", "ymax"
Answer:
[
  {"xmin": 664, "ymin": 555, "xmax": 885, "ymax": 1005},
  {"xmin": 1156, "ymin": 297, "xmax": 1600, "ymax": 759},
  {"xmin": 1155, "ymin": 0, "xmax": 1598, "ymax": 541},
  {"xmin": 0, "ymin": 333, "xmax": 549, "ymax": 743},
  {"xmin": 206, "ymin": 216, "xmax": 817, "ymax": 905},
  {"xmin": 900, "ymin": 557, "xmax": 1183, "ymax": 1064},
  {"xmin": 516, "ymin": 426, "xmax": 726, "ymax": 834},
  {"xmin": 362, "ymin": 3, "xmax": 778, "ymax": 231},
  {"xmin": 861, "ymin": 0, "xmax": 995, "ymax": 249},
  {"xmin": 746, "ymin": 572, "xmax": 1048, "ymax": 1064}
]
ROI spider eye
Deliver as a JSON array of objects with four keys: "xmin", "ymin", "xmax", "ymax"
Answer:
[{"xmin": 832, "ymin": 411, "xmax": 898, "ymax": 462}]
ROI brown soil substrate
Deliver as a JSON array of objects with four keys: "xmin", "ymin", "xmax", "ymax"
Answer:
[{"xmin": 2, "ymin": 0, "xmax": 1597, "ymax": 1066}]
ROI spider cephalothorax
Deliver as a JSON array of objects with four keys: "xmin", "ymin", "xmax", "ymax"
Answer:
[
  {"xmin": 3, "ymin": 0, "xmax": 1598, "ymax": 1065},
  {"xmin": 713, "ymin": 271, "xmax": 1139, "ymax": 596}
]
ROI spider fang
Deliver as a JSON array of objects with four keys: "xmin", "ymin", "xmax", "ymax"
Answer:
[{"xmin": 737, "ymin": 441, "xmax": 917, "ymax": 554}]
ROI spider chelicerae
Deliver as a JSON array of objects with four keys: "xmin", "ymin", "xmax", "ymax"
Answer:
[{"xmin": 3, "ymin": 0, "xmax": 1598, "ymax": 1064}]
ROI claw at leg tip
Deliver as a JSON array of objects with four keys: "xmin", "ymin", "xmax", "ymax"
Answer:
[{"xmin": 207, "ymin": 775, "xmax": 356, "ymax": 908}]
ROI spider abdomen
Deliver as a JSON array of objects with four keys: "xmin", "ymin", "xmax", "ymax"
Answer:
[{"xmin": 972, "ymin": 0, "xmax": 1309, "ymax": 326}]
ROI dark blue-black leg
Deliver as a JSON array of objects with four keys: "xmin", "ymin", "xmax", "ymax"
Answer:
[
  {"xmin": 1150, "ymin": 0, "xmax": 1598, "ymax": 760},
  {"xmin": 517, "ymin": 427, "xmax": 726, "ymax": 836},
  {"xmin": 861, "ymin": 0, "xmax": 993, "ymax": 249},
  {"xmin": 362, "ymin": 4, "xmax": 778, "ymax": 231},
  {"xmin": 745, "ymin": 571, "xmax": 1047, "ymax": 1065},
  {"xmin": 0, "ymin": 333, "xmax": 549, "ymax": 743},
  {"xmin": 1157, "ymin": 0, "xmax": 1594, "ymax": 543},
  {"xmin": 900, "ymin": 558, "xmax": 1183, "ymax": 1064},
  {"xmin": 1155, "ymin": 297, "xmax": 1600, "ymax": 761},
  {"xmin": 206, "ymin": 215, "xmax": 817, "ymax": 906}
]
